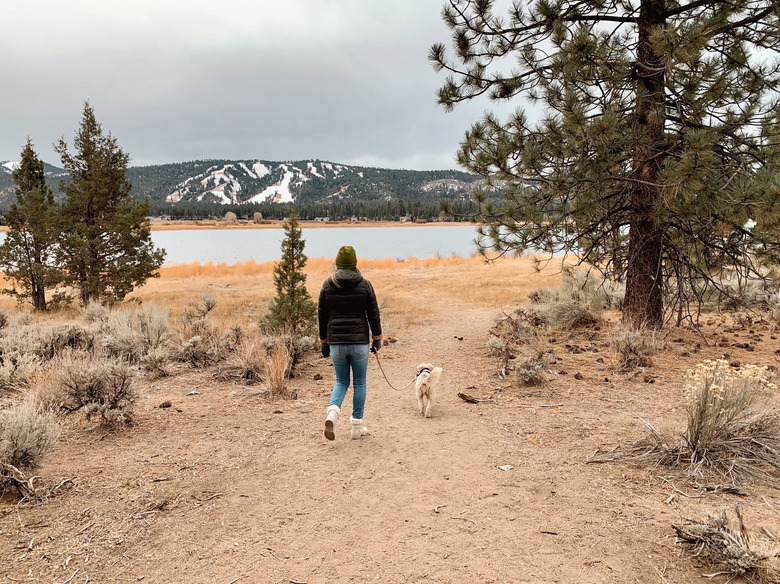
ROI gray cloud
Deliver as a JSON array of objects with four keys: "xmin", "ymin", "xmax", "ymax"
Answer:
[{"xmin": 1, "ymin": 0, "xmax": 493, "ymax": 170}]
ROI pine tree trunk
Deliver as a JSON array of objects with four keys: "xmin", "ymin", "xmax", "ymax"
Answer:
[
  {"xmin": 32, "ymin": 282, "xmax": 46, "ymax": 312},
  {"xmin": 623, "ymin": 0, "xmax": 666, "ymax": 328}
]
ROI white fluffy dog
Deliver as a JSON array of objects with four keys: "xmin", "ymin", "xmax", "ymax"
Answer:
[{"xmin": 415, "ymin": 363, "xmax": 443, "ymax": 418}]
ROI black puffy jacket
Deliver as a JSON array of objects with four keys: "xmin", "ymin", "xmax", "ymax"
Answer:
[{"xmin": 318, "ymin": 269, "xmax": 382, "ymax": 345}]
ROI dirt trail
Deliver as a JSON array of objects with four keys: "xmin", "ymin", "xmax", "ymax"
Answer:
[{"xmin": 3, "ymin": 295, "xmax": 779, "ymax": 583}]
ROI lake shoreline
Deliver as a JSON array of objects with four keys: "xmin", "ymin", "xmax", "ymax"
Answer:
[
  {"xmin": 0, "ymin": 220, "xmax": 473, "ymax": 233},
  {"xmin": 147, "ymin": 219, "xmax": 473, "ymax": 231}
]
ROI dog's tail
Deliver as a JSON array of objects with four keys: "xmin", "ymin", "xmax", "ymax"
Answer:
[{"xmin": 425, "ymin": 367, "xmax": 443, "ymax": 385}]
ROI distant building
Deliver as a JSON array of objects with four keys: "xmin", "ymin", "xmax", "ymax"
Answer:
[{"xmin": 314, "ymin": 217, "xmax": 331, "ymax": 222}]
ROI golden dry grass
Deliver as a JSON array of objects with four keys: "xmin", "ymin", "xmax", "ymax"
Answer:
[{"xmin": 0, "ymin": 255, "xmax": 566, "ymax": 329}]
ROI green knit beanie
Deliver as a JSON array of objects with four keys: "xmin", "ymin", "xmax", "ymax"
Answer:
[{"xmin": 335, "ymin": 245, "xmax": 357, "ymax": 269}]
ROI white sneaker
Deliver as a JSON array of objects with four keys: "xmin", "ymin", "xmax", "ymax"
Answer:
[
  {"xmin": 324, "ymin": 405, "xmax": 340, "ymax": 441},
  {"xmin": 350, "ymin": 417, "xmax": 369, "ymax": 439}
]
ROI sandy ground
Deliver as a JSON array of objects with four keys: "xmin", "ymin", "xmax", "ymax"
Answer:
[{"xmin": 2, "ymin": 292, "xmax": 780, "ymax": 583}]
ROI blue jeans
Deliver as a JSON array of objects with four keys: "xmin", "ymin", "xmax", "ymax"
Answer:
[{"xmin": 329, "ymin": 344, "xmax": 370, "ymax": 420}]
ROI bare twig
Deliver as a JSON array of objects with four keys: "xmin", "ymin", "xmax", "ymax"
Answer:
[
  {"xmin": 451, "ymin": 516, "xmax": 478, "ymax": 531},
  {"xmin": 55, "ymin": 569, "xmax": 79, "ymax": 584}
]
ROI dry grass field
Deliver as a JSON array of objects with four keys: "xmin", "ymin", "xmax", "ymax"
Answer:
[{"xmin": 2, "ymin": 255, "xmax": 780, "ymax": 583}]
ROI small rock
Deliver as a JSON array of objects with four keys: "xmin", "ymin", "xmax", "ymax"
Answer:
[
  {"xmin": 574, "ymin": 372, "xmax": 583, "ymax": 380},
  {"xmin": 313, "ymin": 373, "xmax": 323, "ymax": 381},
  {"xmin": 498, "ymin": 465, "xmax": 514, "ymax": 471},
  {"xmin": 158, "ymin": 401, "xmax": 172, "ymax": 409}
]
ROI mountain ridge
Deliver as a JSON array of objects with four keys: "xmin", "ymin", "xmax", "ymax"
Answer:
[{"xmin": 0, "ymin": 158, "xmax": 481, "ymax": 210}]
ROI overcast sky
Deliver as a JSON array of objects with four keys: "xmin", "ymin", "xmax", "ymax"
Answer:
[{"xmin": 0, "ymin": 0, "xmax": 500, "ymax": 171}]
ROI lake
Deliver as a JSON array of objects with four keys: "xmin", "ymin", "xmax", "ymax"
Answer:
[{"xmin": 152, "ymin": 224, "xmax": 481, "ymax": 265}]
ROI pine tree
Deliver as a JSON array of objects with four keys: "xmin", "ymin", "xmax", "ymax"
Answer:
[
  {"xmin": 0, "ymin": 139, "xmax": 62, "ymax": 310},
  {"xmin": 261, "ymin": 208, "xmax": 317, "ymax": 334},
  {"xmin": 54, "ymin": 103, "xmax": 166, "ymax": 304},
  {"xmin": 431, "ymin": 0, "xmax": 780, "ymax": 327}
]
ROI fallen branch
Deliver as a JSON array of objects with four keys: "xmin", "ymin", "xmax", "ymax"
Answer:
[
  {"xmin": 1, "ymin": 464, "xmax": 41, "ymax": 500},
  {"xmin": 457, "ymin": 393, "xmax": 495, "ymax": 404}
]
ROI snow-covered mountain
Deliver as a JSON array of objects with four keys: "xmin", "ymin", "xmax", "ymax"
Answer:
[
  {"xmin": 0, "ymin": 158, "xmax": 483, "ymax": 208},
  {"xmin": 128, "ymin": 159, "xmax": 480, "ymax": 206},
  {"xmin": 0, "ymin": 160, "xmax": 68, "ymax": 203}
]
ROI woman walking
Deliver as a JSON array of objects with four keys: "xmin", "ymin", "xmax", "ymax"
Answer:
[{"xmin": 318, "ymin": 245, "xmax": 382, "ymax": 440}]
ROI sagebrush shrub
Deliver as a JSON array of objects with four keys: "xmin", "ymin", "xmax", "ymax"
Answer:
[
  {"xmin": 0, "ymin": 397, "xmax": 60, "ymax": 473},
  {"xmin": 81, "ymin": 300, "xmax": 111, "ymax": 324},
  {"xmin": 39, "ymin": 324, "xmax": 95, "ymax": 359},
  {"xmin": 611, "ymin": 329, "xmax": 665, "ymax": 371},
  {"xmin": 0, "ymin": 353, "xmax": 44, "ymax": 392},
  {"xmin": 57, "ymin": 353, "xmax": 137, "ymax": 425},
  {"xmin": 142, "ymin": 347, "xmax": 171, "ymax": 378},
  {"xmin": 516, "ymin": 358, "xmax": 546, "ymax": 387},
  {"xmin": 103, "ymin": 310, "xmax": 145, "ymax": 363},
  {"xmin": 137, "ymin": 304, "xmax": 170, "ymax": 350}
]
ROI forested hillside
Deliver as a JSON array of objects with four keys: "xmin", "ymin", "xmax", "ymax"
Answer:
[{"xmin": 1, "ymin": 158, "xmax": 487, "ymax": 220}]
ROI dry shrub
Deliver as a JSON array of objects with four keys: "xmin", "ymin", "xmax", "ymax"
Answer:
[
  {"xmin": 684, "ymin": 361, "xmax": 780, "ymax": 481},
  {"xmin": 103, "ymin": 310, "xmax": 145, "ymax": 362},
  {"xmin": 176, "ymin": 325, "xmax": 240, "ymax": 368},
  {"xmin": 0, "ymin": 353, "xmax": 44, "ymax": 393},
  {"xmin": 598, "ymin": 360, "xmax": 780, "ymax": 485},
  {"xmin": 527, "ymin": 287, "xmax": 559, "ymax": 304},
  {"xmin": 56, "ymin": 353, "xmax": 137, "ymax": 425},
  {"xmin": 0, "ymin": 397, "xmax": 60, "ymax": 473},
  {"xmin": 674, "ymin": 508, "xmax": 780, "ymax": 583},
  {"xmin": 142, "ymin": 347, "xmax": 171, "ymax": 379},
  {"xmin": 175, "ymin": 295, "xmax": 232, "ymax": 367},
  {"xmin": 262, "ymin": 340, "xmax": 293, "ymax": 398},
  {"xmin": 137, "ymin": 304, "xmax": 170, "ymax": 350},
  {"xmin": 261, "ymin": 333, "xmax": 314, "ymax": 377},
  {"xmin": 81, "ymin": 300, "xmax": 111, "ymax": 324},
  {"xmin": 0, "ymin": 322, "xmax": 97, "ymax": 393},
  {"xmin": 720, "ymin": 278, "xmax": 780, "ymax": 312},
  {"xmin": 524, "ymin": 267, "xmax": 626, "ymax": 329},
  {"xmin": 516, "ymin": 357, "xmax": 546, "ymax": 387},
  {"xmin": 102, "ymin": 305, "xmax": 171, "ymax": 365},
  {"xmin": 611, "ymin": 328, "xmax": 665, "ymax": 371},
  {"xmin": 559, "ymin": 267, "xmax": 623, "ymax": 310},
  {"xmin": 182, "ymin": 294, "xmax": 217, "ymax": 331},
  {"xmin": 544, "ymin": 302, "xmax": 601, "ymax": 328},
  {"xmin": 215, "ymin": 328, "xmax": 266, "ymax": 382}
]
